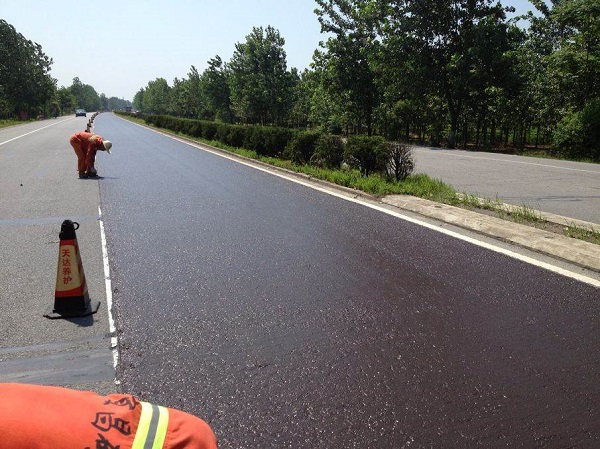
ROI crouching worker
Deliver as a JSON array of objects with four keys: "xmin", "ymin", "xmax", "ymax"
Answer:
[
  {"xmin": 0, "ymin": 383, "xmax": 218, "ymax": 449},
  {"xmin": 69, "ymin": 131, "xmax": 112, "ymax": 179}
]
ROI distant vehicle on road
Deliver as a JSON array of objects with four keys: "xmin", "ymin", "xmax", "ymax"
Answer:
[{"xmin": 75, "ymin": 109, "xmax": 87, "ymax": 117}]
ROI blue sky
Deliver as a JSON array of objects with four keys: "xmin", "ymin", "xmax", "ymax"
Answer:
[{"xmin": 2, "ymin": 0, "xmax": 536, "ymax": 101}]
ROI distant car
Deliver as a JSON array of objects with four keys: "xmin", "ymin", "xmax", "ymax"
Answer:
[{"xmin": 75, "ymin": 109, "xmax": 87, "ymax": 117}]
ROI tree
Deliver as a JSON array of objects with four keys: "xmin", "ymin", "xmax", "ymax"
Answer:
[
  {"xmin": 69, "ymin": 77, "xmax": 101, "ymax": 111},
  {"xmin": 0, "ymin": 19, "xmax": 56, "ymax": 118},
  {"xmin": 547, "ymin": 0, "xmax": 600, "ymax": 111},
  {"xmin": 168, "ymin": 66, "xmax": 207, "ymax": 119},
  {"xmin": 525, "ymin": 0, "xmax": 600, "ymax": 156},
  {"xmin": 56, "ymin": 87, "xmax": 77, "ymax": 114},
  {"xmin": 314, "ymin": 0, "xmax": 381, "ymax": 135},
  {"xmin": 201, "ymin": 57, "xmax": 233, "ymax": 122},
  {"xmin": 143, "ymin": 78, "xmax": 171, "ymax": 114},
  {"xmin": 381, "ymin": 0, "xmax": 512, "ymax": 148},
  {"xmin": 133, "ymin": 88, "xmax": 145, "ymax": 111},
  {"xmin": 228, "ymin": 26, "xmax": 294, "ymax": 125}
]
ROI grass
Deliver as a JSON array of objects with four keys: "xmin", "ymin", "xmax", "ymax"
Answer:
[
  {"xmin": 563, "ymin": 223, "xmax": 600, "ymax": 245},
  {"xmin": 0, "ymin": 119, "xmax": 26, "ymax": 129},
  {"xmin": 117, "ymin": 114, "xmax": 599, "ymax": 246},
  {"xmin": 511, "ymin": 204, "xmax": 544, "ymax": 223}
]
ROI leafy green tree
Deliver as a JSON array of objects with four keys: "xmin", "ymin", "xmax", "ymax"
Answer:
[
  {"xmin": 229, "ymin": 26, "xmax": 294, "ymax": 125},
  {"xmin": 143, "ymin": 78, "xmax": 171, "ymax": 114},
  {"xmin": 57, "ymin": 87, "xmax": 77, "ymax": 115},
  {"xmin": 106, "ymin": 97, "xmax": 131, "ymax": 111},
  {"xmin": 201, "ymin": 57, "xmax": 233, "ymax": 122},
  {"xmin": 314, "ymin": 0, "xmax": 380, "ymax": 135},
  {"xmin": 382, "ymin": 0, "xmax": 512, "ymax": 147},
  {"xmin": 69, "ymin": 77, "xmax": 101, "ymax": 111},
  {"xmin": 0, "ymin": 19, "xmax": 56, "ymax": 118},
  {"xmin": 170, "ymin": 77, "xmax": 188, "ymax": 117},
  {"xmin": 547, "ymin": 0, "xmax": 600, "ymax": 110},
  {"xmin": 99, "ymin": 93, "xmax": 108, "ymax": 111},
  {"xmin": 524, "ymin": 0, "xmax": 599, "ymax": 154},
  {"xmin": 306, "ymin": 58, "xmax": 346, "ymax": 134},
  {"xmin": 133, "ymin": 88, "xmax": 145, "ymax": 111},
  {"xmin": 288, "ymin": 69, "xmax": 311, "ymax": 129}
]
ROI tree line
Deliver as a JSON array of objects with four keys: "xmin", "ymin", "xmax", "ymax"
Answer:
[
  {"xmin": 0, "ymin": 19, "xmax": 130, "ymax": 119},
  {"xmin": 133, "ymin": 0, "xmax": 599, "ymax": 161}
]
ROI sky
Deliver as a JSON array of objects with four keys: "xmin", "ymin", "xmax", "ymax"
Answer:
[{"xmin": 2, "ymin": 0, "xmax": 536, "ymax": 102}]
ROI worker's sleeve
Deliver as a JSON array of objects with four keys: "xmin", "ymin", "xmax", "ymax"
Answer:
[{"xmin": 164, "ymin": 407, "xmax": 218, "ymax": 449}]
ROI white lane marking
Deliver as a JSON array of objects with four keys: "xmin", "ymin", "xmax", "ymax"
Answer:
[
  {"xmin": 122, "ymin": 118, "xmax": 600, "ymax": 288},
  {"xmin": 99, "ymin": 206, "xmax": 119, "ymax": 375},
  {"xmin": 413, "ymin": 148, "xmax": 599, "ymax": 174},
  {"xmin": 0, "ymin": 119, "xmax": 73, "ymax": 146}
]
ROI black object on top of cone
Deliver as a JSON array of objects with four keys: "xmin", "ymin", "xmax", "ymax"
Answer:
[{"xmin": 59, "ymin": 220, "xmax": 79, "ymax": 240}]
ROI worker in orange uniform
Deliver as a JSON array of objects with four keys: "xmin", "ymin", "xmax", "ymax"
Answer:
[
  {"xmin": 69, "ymin": 131, "xmax": 112, "ymax": 179},
  {"xmin": 0, "ymin": 383, "xmax": 218, "ymax": 449}
]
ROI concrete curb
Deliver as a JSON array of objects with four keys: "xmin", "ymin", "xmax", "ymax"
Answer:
[{"xmin": 382, "ymin": 195, "xmax": 600, "ymax": 272}]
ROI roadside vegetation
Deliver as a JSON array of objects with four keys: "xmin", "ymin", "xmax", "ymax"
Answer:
[{"xmin": 0, "ymin": 119, "xmax": 23, "ymax": 129}]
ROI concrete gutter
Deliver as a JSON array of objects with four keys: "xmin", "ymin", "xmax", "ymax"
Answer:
[{"xmin": 381, "ymin": 195, "xmax": 600, "ymax": 273}]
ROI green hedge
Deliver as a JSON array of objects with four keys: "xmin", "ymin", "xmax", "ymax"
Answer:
[
  {"xmin": 142, "ymin": 114, "xmax": 413, "ymax": 177},
  {"xmin": 145, "ymin": 115, "xmax": 296, "ymax": 157},
  {"xmin": 283, "ymin": 131, "xmax": 322, "ymax": 163}
]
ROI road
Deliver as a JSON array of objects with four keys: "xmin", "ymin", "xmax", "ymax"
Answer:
[
  {"xmin": 411, "ymin": 146, "xmax": 600, "ymax": 225},
  {"xmin": 1, "ymin": 114, "xmax": 599, "ymax": 447},
  {"xmin": 96, "ymin": 114, "xmax": 598, "ymax": 447}
]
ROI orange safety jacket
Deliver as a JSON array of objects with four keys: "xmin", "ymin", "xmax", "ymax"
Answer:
[
  {"xmin": 70, "ymin": 131, "xmax": 104, "ymax": 170},
  {"xmin": 0, "ymin": 383, "xmax": 218, "ymax": 449}
]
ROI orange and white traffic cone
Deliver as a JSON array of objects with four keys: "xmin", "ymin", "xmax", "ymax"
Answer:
[{"xmin": 44, "ymin": 220, "xmax": 100, "ymax": 319}]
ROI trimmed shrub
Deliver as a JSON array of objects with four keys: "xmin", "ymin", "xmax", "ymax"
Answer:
[
  {"xmin": 227, "ymin": 125, "xmax": 247, "ymax": 148},
  {"xmin": 384, "ymin": 142, "xmax": 414, "ymax": 181},
  {"xmin": 282, "ymin": 131, "xmax": 322, "ymax": 163},
  {"xmin": 344, "ymin": 135, "xmax": 387, "ymax": 176},
  {"xmin": 243, "ymin": 126, "xmax": 265, "ymax": 154},
  {"xmin": 311, "ymin": 134, "xmax": 344, "ymax": 169},
  {"xmin": 263, "ymin": 126, "xmax": 294, "ymax": 157},
  {"xmin": 189, "ymin": 121, "xmax": 202, "ymax": 138},
  {"xmin": 202, "ymin": 121, "xmax": 217, "ymax": 140},
  {"xmin": 215, "ymin": 122, "xmax": 231, "ymax": 143}
]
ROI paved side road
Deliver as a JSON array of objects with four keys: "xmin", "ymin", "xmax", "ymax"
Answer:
[{"xmin": 411, "ymin": 146, "xmax": 600, "ymax": 226}]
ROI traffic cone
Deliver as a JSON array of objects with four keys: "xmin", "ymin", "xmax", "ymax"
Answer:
[{"xmin": 44, "ymin": 220, "xmax": 100, "ymax": 319}]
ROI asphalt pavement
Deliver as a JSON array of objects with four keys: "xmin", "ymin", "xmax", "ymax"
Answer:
[
  {"xmin": 0, "ymin": 116, "xmax": 114, "ymax": 394},
  {"xmin": 98, "ymin": 114, "xmax": 599, "ymax": 447}
]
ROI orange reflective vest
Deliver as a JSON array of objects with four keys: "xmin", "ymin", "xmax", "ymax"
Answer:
[{"xmin": 0, "ymin": 383, "xmax": 217, "ymax": 449}]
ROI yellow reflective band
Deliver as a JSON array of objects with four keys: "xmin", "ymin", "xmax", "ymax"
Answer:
[
  {"xmin": 152, "ymin": 405, "xmax": 169, "ymax": 449},
  {"xmin": 132, "ymin": 401, "xmax": 170, "ymax": 449}
]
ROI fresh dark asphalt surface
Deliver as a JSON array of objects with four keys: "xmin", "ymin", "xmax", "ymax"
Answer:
[{"xmin": 93, "ymin": 114, "xmax": 599, "ymax": 448}]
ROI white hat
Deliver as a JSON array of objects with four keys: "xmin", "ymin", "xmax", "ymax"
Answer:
[{"xmin": 102, "ymin": 140, "xmax": 112, "ymax": 154}]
